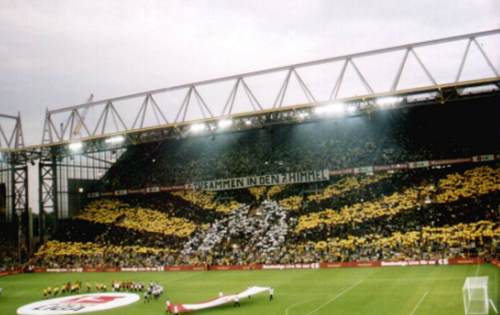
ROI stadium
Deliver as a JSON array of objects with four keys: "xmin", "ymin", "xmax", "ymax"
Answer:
[{"xmin": 0, "ymin": 2, "xmax": 499, "ymax": 315}]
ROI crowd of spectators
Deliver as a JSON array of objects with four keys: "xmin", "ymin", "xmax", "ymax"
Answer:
[
  {"xmin": 295, "ymin": 166, "xmax": 499, "ymax": 234},
  {"xmin": 171, "ymin": 190, "xmax": 242, "ymax": 213},
  {"xmin": 288, "ymin": 220, "xmax": 498, "ymax": 263},
  {"xmin": 101, "ymin": 97, "xmax": 499, "ymax": 189},
  {"xmin": 32, "ymin": 240, "xmax": 176, "ymax": 268},
  {"xmin": 75, "ymin": 199, "xmax": 197, "ymax": 238},
  {"xmin": 0, "ymin": 223, "xmax": 20, "ymax": 271},
  {"xmin": 181, "ymin": 201, "xmax": 290, "ymax": 265},
  {"xmin": 29, "ymin": 162, "xmax": 499, "ymax": 268},
  {"xmin": 3, "ymin": 96, "xmax": 500, "ymax": 270},
  {"xmin": 0, "ymin": 236, "xmax": 18, "ymax": 271}
]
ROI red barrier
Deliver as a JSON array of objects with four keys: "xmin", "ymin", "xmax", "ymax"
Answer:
[
  {"xmin": 121, "ymin": 267, "xmax": 163, "ymax": 272},
  {"xmin": 4, "ymin": 257, "xmax": 492, "ymax": 277},
  {"xmin": 448, "ymin": 257, "xmax": 484, "ymax": 265},
  {"xmin": 164, "ymin": 265, "xmax": 207, "ymax": 272},
  {"xmin": 0, "ymin": 268, "xmax": 24, "ymax": 276},
  {"xmin": 208, "ymin": 265, "xmax": 261, "ymax": 271},
  {"xmin": 262, "ymin": 263, "xmax": 320, "ymax": 270},
  {"xmin": 46, "ymin": 268, "xmax": 83, "ymax": 273},
  {"xmin": 381, "ymin": 259, "xmax": 447, "ymax": 267},
  {"xmin": 321, "ymin": 261, "xmax": 381, "ymax": 268}
]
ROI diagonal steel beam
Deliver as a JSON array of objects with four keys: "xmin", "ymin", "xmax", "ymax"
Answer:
[
  {"xmin": 349, "ymin": 59, "xmax": 374, "ymax": 94},
  {"xmin": 472, "ymin": 37, "xmax": 500, "ymax": 77},
  {"xmin": 455, "ymin": 38, "xmax": 473, "ymax": 82},
  {"xmin": 48, "ymin": 28, "xmax": 500, "ymax": 115},
  {"xmin": 410, "ymin": 48, "xmax": 437, "ymax": 85},
  {"xmin": 329, "ymin": 59, "xmax": 349, "ymax": 100},
  {"xmin": 273, "ymin": 69, "xmax": 293, "ymax": 108},
  {"xmin": 293, "ymin": 69, "xmax": 317, "ymax": 103}
]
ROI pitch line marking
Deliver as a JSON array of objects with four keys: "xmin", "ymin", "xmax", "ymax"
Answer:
[
  {"xmin": 409, "ymin": 291, "xmax": 429, "ymax": 315},
  {"xmin": 304, "ymin": 279, "xmax": 363, "ymax": 315},
  {"xmin": 285, "ymin": 298, "xmax": 318, "ymax": 315},
  {"xmin": 474, "ymin": 264, "xmax": 481, "ymax": 277}
]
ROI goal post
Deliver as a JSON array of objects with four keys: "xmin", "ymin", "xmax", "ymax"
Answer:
[{"xmin": 463, "ymin": 276, "xmax": 489, "ymax": 315}]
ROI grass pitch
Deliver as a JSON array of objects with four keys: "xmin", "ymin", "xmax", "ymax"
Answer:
[{"xmin": 0, "ymin": 264, "xmax": 498, "ymax": 315}]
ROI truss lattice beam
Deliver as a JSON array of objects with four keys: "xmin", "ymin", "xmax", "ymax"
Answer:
[
  {"xmin": 38, "ymin": 28, "xmax": 500, "ymax": 145},
  {"xmin": 0, "ymin": 113, "xmax": 24, "ymax": 149}
]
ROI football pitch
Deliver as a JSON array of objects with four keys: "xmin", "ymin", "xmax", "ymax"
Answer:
[{"xmin": 0, "ymin": 265, "xmax": 498, "ymax": 315}]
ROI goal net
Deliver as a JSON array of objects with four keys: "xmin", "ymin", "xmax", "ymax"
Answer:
[{"xmin": 463, "ymin": 276, "xmax": 489, "ymax": 315}]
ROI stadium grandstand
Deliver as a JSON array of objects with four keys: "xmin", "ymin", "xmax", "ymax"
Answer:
[{"xmin": 0, "ymin": 24, "xmax": 499, "ymax": 315}]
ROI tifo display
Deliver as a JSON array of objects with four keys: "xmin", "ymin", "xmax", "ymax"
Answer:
[{"xmin": 23, "ymin": 164, "xmax": 499, "ymax": 269}]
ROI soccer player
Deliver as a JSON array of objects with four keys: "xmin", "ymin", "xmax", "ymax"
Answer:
[
  {"xmin": 63, "ymin": 282, "xmax": 71, "ymax": 294},
  {"xmin": 233, "ymin": 296, "xmax": 240, "ymax": 307},
  {"xmin": 269, "ymin": 288, "xmax": 274, "ymax": 301}
]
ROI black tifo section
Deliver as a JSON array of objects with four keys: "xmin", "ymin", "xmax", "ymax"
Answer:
[{"xmin": 99, "ymin": 94, "xmax": 500, "ymax": 190}]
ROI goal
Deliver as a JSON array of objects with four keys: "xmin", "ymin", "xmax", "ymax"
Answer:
[{"xmin": 463, "ymin": 276, "xmax": 489, "ymax": 315}]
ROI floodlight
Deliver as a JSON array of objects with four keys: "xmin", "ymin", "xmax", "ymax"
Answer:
[
  {"xmin": 69, "ymin": 142, "xmax": 83, "ymax": 152},
  {"xmin": 244, "ymin": 119, "xmax": 252, "ymax": 126},
  {"xmin": 376, "ymin": 96, "xmax": 403, "ymax": 108},
  {"xmin": 190, "ymin": 123, "xmax": 206, "ymax": 133},
  {"xmin": 217, "ymin": 119, "xmax": 233, "ymax": 129},
  {"xmin": 346, "ymin": 104, "xmax": 358, "ymax": 115},
  {"xmin": 105, "ymin": 135, "xmax": 125, "ymax": 145},
  {"xmin": 314, "ymin": 103, "xmax": 346, "ymax": 116},
  {"xmin": 297, "ymin": 112, "xmax": 309, "ymax": 119}
]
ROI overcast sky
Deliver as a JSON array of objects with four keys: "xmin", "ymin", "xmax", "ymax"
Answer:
[{"xmin": 0, "ymin": 0, "xmax": 499, "ymax": 145}]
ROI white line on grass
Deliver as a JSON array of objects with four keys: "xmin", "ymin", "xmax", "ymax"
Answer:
[
  {"xmin": 304, "ymin": 279, "xmax": 363, "ymax": 315},
  {"xmin": 409, "ymin": 291, "xmax": 429, "ymax": 315},
  {"xmin": 474, "ymin": 264, "xmax": 481, "ymax": 277},
  {"xmin": 285, "ymin": 298, "xmax": 317, "ymax": 315}
]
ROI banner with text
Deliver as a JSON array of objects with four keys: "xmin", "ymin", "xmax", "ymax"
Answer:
[{"xmin": 192, "ymin": 169, "xmax": 330, "ymax": 191}]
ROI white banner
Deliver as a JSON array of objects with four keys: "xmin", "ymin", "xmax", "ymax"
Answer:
[
  {"xmin": 193, "ymin": 169, "xmax": 329, "ymax": 191},
  {"xmin": 166, "ymin": 286, "xmax": 272, "ymax": 313}
]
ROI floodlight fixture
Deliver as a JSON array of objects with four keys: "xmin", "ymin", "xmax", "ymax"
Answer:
[
  {"xmin": 217, "ymin": 119, "xmax": 233, "ymax": 129},
  {"xmin": 376, "ymin": 96, "xmax": 403, "ymax": 108},
  {"xmin": 69, "ymin": 142, "xmax": 83, "ymax": 152},
  {"xmin": 314, "ymin": 102, "xmax": 346, "ymax": 116},
  {"xmin": 346, "ymin": 104, "xmax": 358, "ymax": 115},
  {"xmin": 190, "ymin": 123, "xmax": 206, "ymax": 133},
  {"xmin": 297, "ymin": 112, "xmax": 309, "ymax": 119},
  {"xmin": 105, "ymin": 135, "xmax": 125, "ymax": 145}
]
